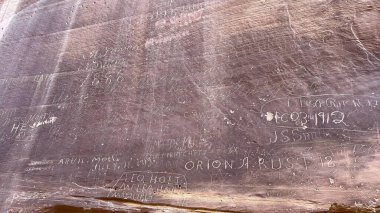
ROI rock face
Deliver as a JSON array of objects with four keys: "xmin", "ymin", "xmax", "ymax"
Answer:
[{"xmin": 0, "ymin": 0, "xmax": 379, "ymax": 212}]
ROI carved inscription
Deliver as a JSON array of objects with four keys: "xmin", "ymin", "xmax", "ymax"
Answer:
[
  {"xmin": 108, "ymin": 171, "xmax": 187, "ymax": 202},
  {"xmin": 262, "ymin": 94, "xmax": 379, "ymax": 131}
]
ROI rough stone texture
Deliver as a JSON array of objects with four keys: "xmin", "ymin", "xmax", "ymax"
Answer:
[{"xmin": 0, "ymin": 0, "xmax": 379, "ymax": 212}]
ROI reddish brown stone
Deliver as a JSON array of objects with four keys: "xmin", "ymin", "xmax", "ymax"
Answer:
[{"xmin": 0, "ymin": 0, "xmax": 379, "ymax": 212}]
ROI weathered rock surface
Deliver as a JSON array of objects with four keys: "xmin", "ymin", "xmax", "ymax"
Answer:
[{"xmin": 0, "ymin": 0, "xmax": 379, "ymax": 212}]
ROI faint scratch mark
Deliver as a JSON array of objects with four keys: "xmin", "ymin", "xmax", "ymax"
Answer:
[{"xmin": 350, "ymin": 23, "xmax": 380, "ymax": 65}]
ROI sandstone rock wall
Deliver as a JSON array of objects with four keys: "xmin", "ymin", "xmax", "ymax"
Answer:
[{"xmin": 0, "ymin": 0, "xmax": 379, "ymax": 212}]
